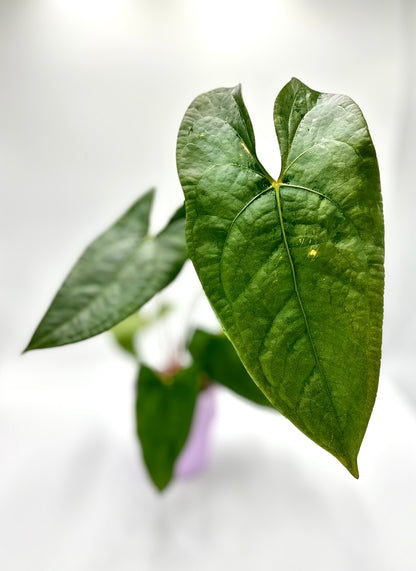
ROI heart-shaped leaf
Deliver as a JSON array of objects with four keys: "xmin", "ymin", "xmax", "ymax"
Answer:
[
  {"xmin": 137, "ymin": 365, "xmax": 198, "ymax": 491},
  {"xmin": 25, "ymin": 190, "xmax": 187, "ymax": 351},
  {"xmin": 177, "ymin": 78, "xmax": 384, "ymax": 477}
]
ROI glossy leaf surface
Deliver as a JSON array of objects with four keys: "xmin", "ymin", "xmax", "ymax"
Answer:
[
  {"xmin": 25, "ymin": 190, "xmax": 187, "ymax": 350},
  {"xmin": 188, "ymin": 329, "xmax": 273, "ymax": 407},
  {"xmin": 137, "ymin": 365, "xmax": 198, "ymax": 491},
  {"xmin": 177, "ymin": 78, "xmax": 384, "ymax": 476}
]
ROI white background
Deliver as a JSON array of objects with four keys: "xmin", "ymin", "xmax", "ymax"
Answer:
[{"xmin": 1, "ymin": 1, "xmax": 416, "ymax": 569}]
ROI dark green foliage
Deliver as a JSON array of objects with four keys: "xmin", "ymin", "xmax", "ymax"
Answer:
[
  {"xmin": 188, "ymin": 329, "xmax": 273, "ymax": 408},
  {"xmin": 177, "ymin": 78, "xmax": 384, "ymax": 477},
  {"xmin": 136, "ymin": 365, "xmax": 198, "ymax": 491},
  {"xmin": 25, "ymin": 190, "xmax": 187, "ymax": 351}
]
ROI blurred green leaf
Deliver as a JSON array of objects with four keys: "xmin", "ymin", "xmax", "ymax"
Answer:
[
  {"xmin": 111, "ymin": 303, "xmax": 174, "ymax": 358},
  {"xmin": 188, "ymin": 329, "xmax": 273, "ymax": 408},
  {"xmin": 137, "ymin": 365, "xmax": 198, "ymax": 491},
  {"xmin": 111, "ymin": 313, "xmax": 144, "ymax": 357},
  {"xmin": 25, "ymin": 191, "xmax": 187, "ymax": 351}
]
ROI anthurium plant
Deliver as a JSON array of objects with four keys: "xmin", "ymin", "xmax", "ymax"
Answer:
[{"xmin": 25, "ymin": 78, "xmax": 384, "ymax": 490}]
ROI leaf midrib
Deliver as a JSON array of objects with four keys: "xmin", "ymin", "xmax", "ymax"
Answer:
[{"xmin": 273, "ymin": 180, "xmax": 343, "ymax": 437}]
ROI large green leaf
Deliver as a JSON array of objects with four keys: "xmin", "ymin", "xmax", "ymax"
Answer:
[
  {"xmin": 25, "ymin": 190, "xmax": 187, "ymax": 351},
  {"xmin": 188, "ymin": 329, "xmax": 273, "ymax": 408},
  {"xmin": 177, "ymin": 78, "xmax": 384, "ymax": 477},
  {"xmin": 137, "ymin": 365, "xmax": 198, "ymax": 491}
]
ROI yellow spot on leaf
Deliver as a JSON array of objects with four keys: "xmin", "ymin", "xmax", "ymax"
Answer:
[{"xmin": 308, "ymin": 248, "xmax": 317, "ymax": 258}]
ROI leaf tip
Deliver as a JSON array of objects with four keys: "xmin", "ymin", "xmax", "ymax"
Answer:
[
  {"xmin": 149, "ymin": 468, "xmax": 173, "ymax": 492},
  {"xmin": 22, "ymin": 335, "xmax": 41, "ymax": 354},
  {"xmin": 145, "ymin": 186, "xmax": 156, "ymax": 201},
  {"xmin": 231, "ymin": 83, "xmax": 243, "ymax": 97},
  {"xmin": 22, "ymin": 330, "xmax": 56, "ymax": 353},
  {"xmin": 338, "ymin": 453, "xmax": 360, "ymax": 479},
  {"xmin": 154, "ymin": 479, "xmax": 170, "ymax": 493}
]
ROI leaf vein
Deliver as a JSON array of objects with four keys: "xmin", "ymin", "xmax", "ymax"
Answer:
[
  {"xmin": 275, "ymin": 185, "xmax": 344, "ymax": 438},
  {"xmin": 189, "ymin": 113, "xmax": 274, "ymax": 184},
  {"xmin": 280, "ymin": 182, "xmax": 365, "ymax": 251},
  {"xmin": 196, "ymin": 162, "xmax": 272, "ymax": 183},
  {"xmin": 218, "ymin": 186, "xmax": 274, "ymax": 302},
  {"xmin": 281, "ymin": 139, "xmax": 361, "ymax": 178}
]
